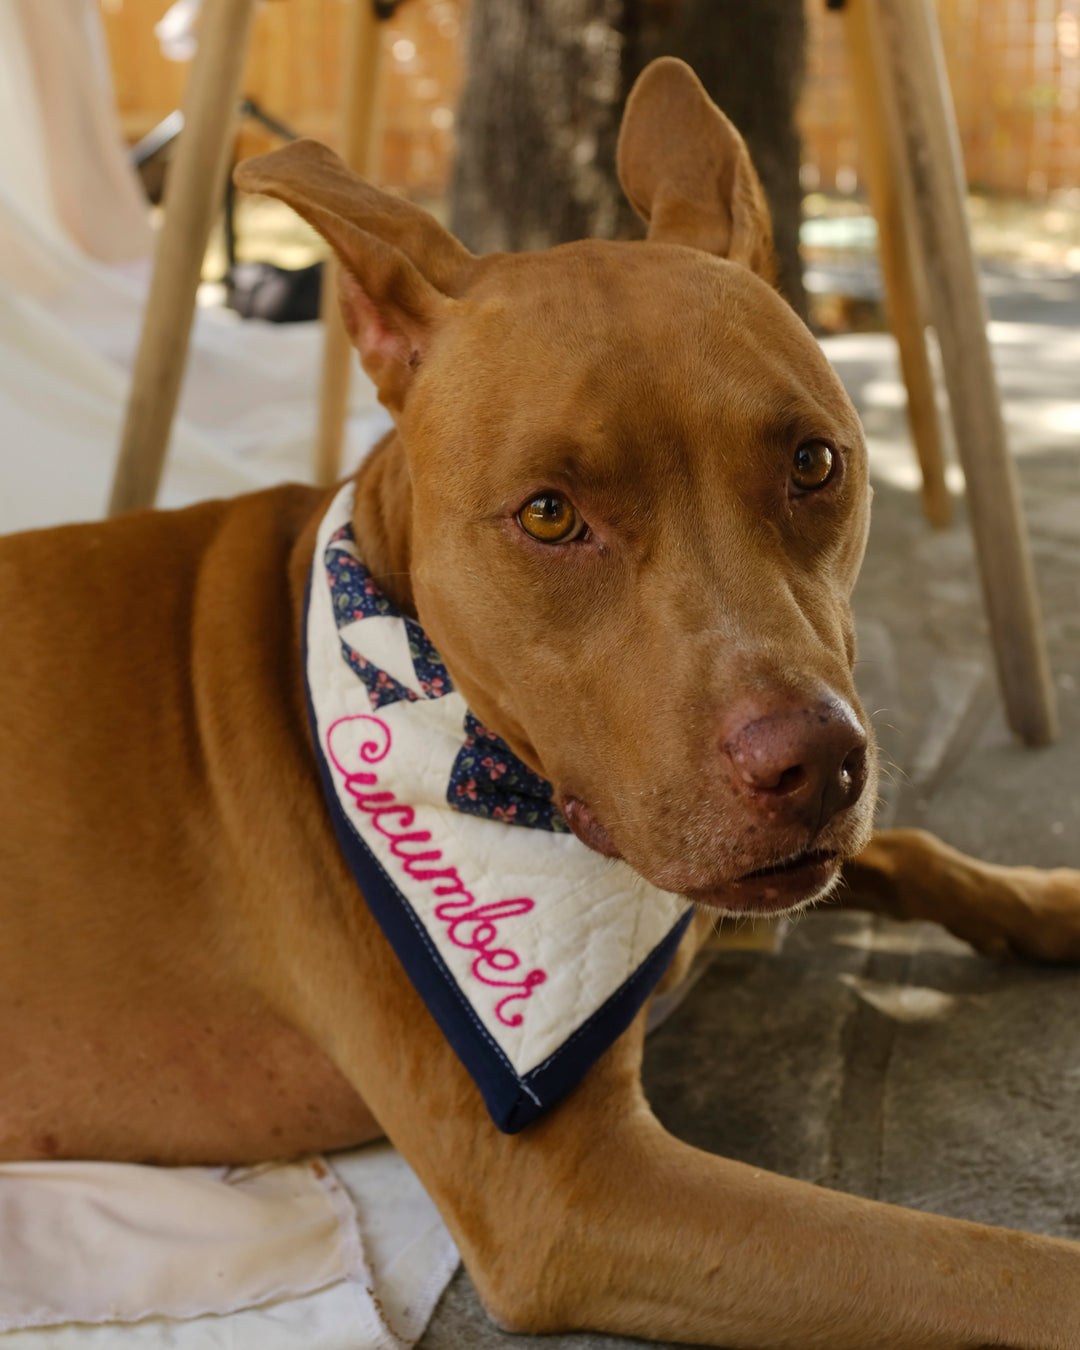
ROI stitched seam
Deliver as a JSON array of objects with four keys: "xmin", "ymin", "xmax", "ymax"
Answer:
[
  {"xmin": 523, "ymin": 909, "xmax": 692, "ymax": 1081},
  {"xmin": 313, "ymin": 493, "xmax": 527, "ymax": 1093},
  {"xmin": 329, "ymin": 785, "xmax": 524, "ymax": 1086}
]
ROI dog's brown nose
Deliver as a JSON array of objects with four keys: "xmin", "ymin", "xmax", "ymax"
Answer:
[{"xmin": 720, "ymin": 696, "xmax": 868, "ymax": 832}]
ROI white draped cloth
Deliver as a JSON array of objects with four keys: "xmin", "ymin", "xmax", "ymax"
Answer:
[{"xmin": 0, "ymin": 0, "xmax": 393, "ymax": 535}]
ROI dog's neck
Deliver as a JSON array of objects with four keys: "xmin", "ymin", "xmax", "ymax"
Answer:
[{"xmin": 350, "ymin": 430, "xmax": 416, "ymax": 618}]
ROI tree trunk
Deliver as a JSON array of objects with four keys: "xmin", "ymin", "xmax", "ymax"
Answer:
[{"xmin": 450, "ymin": 0, "xmax": 807, "ymax": 317}]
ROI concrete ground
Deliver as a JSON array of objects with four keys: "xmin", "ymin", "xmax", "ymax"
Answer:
[{"xmin": 418, "ymin": 263, "xmax": 1080, "ymax": 1348}]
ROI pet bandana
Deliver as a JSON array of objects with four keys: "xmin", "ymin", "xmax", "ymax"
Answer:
[{"xmin": 305, "ymin": 482, "xmax": 693, "ymax": 1132}]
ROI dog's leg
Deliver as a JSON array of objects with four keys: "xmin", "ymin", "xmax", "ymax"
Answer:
[
  {"xmin": 281, "ymin": 909, "xmax": 1080, "ymax": 1350},
  {"xmin": 841, "ymin": 828, "xmax": 1080, "ymax": 962},
  {"xmin": 374, "ymin": 1015, "xmax": 1080, "ymax": 1349}
]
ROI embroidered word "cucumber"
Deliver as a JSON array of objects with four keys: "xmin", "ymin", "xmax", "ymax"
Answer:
[{"xmin": 326, "ymin": 714, "xmax": 547, "ymax": 1027}]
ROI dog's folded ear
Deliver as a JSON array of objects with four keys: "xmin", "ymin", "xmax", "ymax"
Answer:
[
  {"xmin": 616, "ymin": 57, "xmax": 776, "ymax": 285},
  {"xmin": 234, "ymin": 141, "xmax": 477, "ymax": 411}
]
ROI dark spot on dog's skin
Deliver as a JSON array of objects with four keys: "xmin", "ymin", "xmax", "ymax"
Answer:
[{"xmin": 36, "ymin": 1132, "xmax": 60, "ymax": 1158}]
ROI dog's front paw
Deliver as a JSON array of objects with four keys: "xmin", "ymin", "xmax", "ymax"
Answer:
[{"xmin": 964, "ymin": 866, "xmax": 1080, "ymax": 964}]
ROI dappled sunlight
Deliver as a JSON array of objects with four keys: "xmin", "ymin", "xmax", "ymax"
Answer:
[{"xmin": 822, "ymin": 298, "xmax": 1080, "ymax": 501}]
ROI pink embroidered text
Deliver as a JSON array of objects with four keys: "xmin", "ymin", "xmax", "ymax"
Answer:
[{"xmin": 326, "ymin": 714, "xmax": 547, "ymax": 1027}]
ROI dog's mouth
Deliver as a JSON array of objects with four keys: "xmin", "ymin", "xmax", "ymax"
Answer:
[
  {"xmin": 739, "ymin": 847, "xmax": 838, "ymax": 882},
  {"xmin": 685, "ymin": 848, "xmax": 841, "ymax": 916},
  {"xmin": 561, "ymin": 794, "xmax": 842, "ymax": 916}
]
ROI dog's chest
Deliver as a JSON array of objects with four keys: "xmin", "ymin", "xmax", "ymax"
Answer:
[{"xmin": 0, "ymin": 980, "xmax": 380, "ymax": 1164}]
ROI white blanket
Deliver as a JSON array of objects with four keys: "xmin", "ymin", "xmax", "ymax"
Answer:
[{"xmin": 0, "ymin": 1148, "xmax": 458, "ymax": 1347}]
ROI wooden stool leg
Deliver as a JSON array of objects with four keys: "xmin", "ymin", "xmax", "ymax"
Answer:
[
  {"xmin": 108, "ymin": 0, "xmax": 258, "ymax": 517},
  {"xmin": 872, "ymin": 0, "xmax": 1057, "ymax": 747},
  {"xmin": 313, "ymin": 0, "xmax": 386, "ymax": 487},
  {"xmin": 842, "ymin": 0, "xmax": 951, "ymax": 529},
  {"xmin": 314, "ymin": 272, "xmax": 357, "ymax": 488}
]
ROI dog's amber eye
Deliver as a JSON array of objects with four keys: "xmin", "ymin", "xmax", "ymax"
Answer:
[
  {"xmin": 791, "ymin": 440, "xmax": 835, "ymax": 492},
  {"xmin": 517, "ymin": 494, "xmax": 582, "ymax": 543}
]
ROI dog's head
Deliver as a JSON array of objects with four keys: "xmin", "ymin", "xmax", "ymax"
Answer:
[{"xmin": 237, "ymin": 58, "xmax": 877, "ymax": 916}]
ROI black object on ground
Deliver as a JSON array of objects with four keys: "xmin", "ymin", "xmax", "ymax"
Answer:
[{"xmin": 226, "ymin": 260, "xmax": 323, "ymax": 324}]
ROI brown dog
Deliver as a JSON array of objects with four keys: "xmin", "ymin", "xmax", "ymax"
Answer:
[{"xmin": 4, "ymin": 57, "xmax": 1080, "ymax": 1347}]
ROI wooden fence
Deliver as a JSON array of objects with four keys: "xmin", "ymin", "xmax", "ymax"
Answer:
[
  {"xmin": 803, "ymin": 0, "xmax": 1080, "ymax": 197},
  {"xmin": 100, "ymin": 0, "xmax": 1080, "ymax": 200},
  {"xmin": 99, "ymin": 0, "xmax": 465, "ymax": 197}
]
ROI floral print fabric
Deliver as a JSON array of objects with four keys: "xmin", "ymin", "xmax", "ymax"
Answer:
[
  {"xmin": 324, "ymin": 522, "xmax": 567, "ymax": 833},
  {"xmin": 447, "ymin": 713, "xmax": 570, "ymax": 834}
]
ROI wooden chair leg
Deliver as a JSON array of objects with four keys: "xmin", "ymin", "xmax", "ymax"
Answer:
[
  {"xmin": 842, "ymin": 0, "xmax": 951, "ymax": 529},
  {"xmin": 108, "ymin": 0, "xmax": 258, "ymax": 517},
  {"xmin": 871, "ymin": 0, "xmax": 1057, "ymax": 747},
  {"xmin": 313, "ymin": 0, "xmax": 387, "ymax": 488}
]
